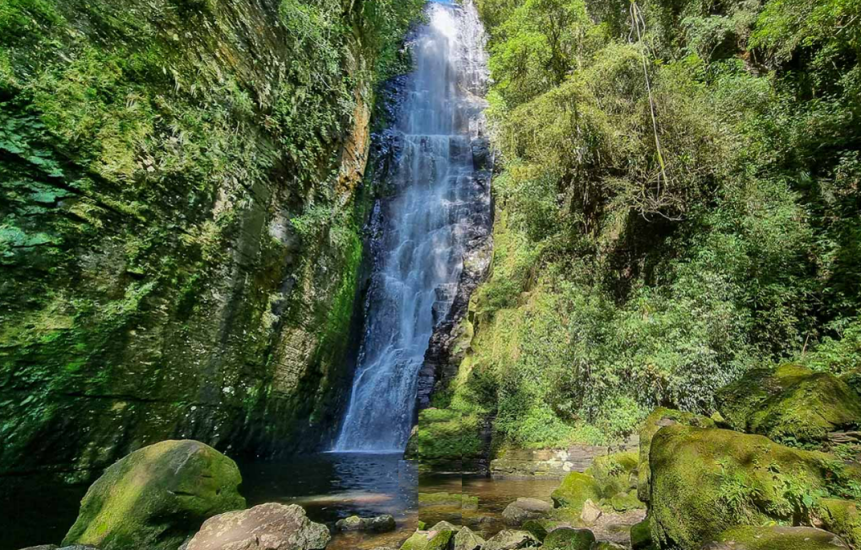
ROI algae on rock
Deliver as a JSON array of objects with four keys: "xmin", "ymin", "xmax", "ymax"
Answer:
[
  {"xmin": 63, "ymin": 440, "xmax": 245, "ymax": 550},
  {"xmin": 648, "ymin": 425, "xmax": 861, "ymax": 550},
  {"xmin": 716, "ymin": 364, "xmax": 861, "ymax": 446}
]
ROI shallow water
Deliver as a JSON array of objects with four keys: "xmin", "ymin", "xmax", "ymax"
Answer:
[
  {"xmin": 0, "ymin": 453, "xmax": 562, "ymax": 550},
  {"xmin": 240, "ymin": 453, "xmax": 560, "ymax": 550}
]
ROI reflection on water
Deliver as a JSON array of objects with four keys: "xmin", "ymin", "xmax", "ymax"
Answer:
[
  {"xmin": 239, "ymin": 453, "xmax": 560, "ymax": 550},
  {"xmin": 1, "ymin": 453, "xmax": 563, "ymax": 550}
]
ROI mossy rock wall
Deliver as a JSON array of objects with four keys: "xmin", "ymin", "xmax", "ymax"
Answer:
[{"xmin": 0, "ymin": 0, "xmax": 419, "ymax": 481}]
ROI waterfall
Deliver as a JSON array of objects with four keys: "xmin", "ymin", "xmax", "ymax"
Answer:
[{"xmin": 334, "ymin": 0, "xmax": 490, "ymax": 452}]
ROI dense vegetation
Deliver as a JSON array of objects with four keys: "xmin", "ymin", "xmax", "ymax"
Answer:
[{"xmin": 429, "ymin": 0, "xmax": 861, "ymax": 448}]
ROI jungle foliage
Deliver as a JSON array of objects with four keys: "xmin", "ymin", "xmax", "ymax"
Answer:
[{"xmin": 438, "ymin": 0, "xmax": 861, "ymax": 447}]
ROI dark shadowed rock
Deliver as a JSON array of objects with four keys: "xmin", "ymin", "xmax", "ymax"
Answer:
[
  {"xmin": 63, "ymin": 440, "xmax": 245, "ymax": 550},
  {"xmin": 187, "ymin": 503, "xmax": 330, "ymax": 550}
]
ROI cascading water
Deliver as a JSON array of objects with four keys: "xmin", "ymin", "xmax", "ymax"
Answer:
[{"xmin": 335, "ymin": 0, "xmax": 490, "ymax": 452}]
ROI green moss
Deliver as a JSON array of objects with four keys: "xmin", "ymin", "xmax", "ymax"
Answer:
[
  {"xmin": 587, "ymin": 450, "xmax": 639, "ymax": 499},
  {"xmin": 713, "ymin": 526, "xmax": 851, "ymax": 550},
  {"xmin": 649, "ymin": 425, "xmax": 861, "ymax": 550},
  {"xmin": 610, "ymin": 489, "xmax": 641, "ymax": 512},
  {"xmin": 400, "ymin": 528, "xmax": 456, "ymax": 550},
  {"xmin": 630, "ymin": 519, "xmax": 652, "ymax": 550},
  {"xmin": 716, "ymin": 364, "xmax": 861, "ymax": 446},
  {"xmin": 820, "ymin": 499, "xmax": 861, "ymax": 549},
  {"xmin": 63, "ymin": 440, "xmax": 245, "ymax": 550},
  {"xmin": 410, "ymin": 407, "xmax": 484, "ymax": 464},
  {"xmin": 541, "ymin": 527, "xmax": 595, "ymax": 550},
  {"xmin": 551, "ymin": 472, "xmax": 602, "ymax": 510},
  {"xmin": 638, "ymin": 407, "xmax": 716, "ymax": 502}
]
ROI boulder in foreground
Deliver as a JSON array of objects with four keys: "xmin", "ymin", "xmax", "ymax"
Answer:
[
  {"xmin": 187, "ymin": 503, "xmax": 330, "ymax": 550},
  {"xmin": 649, "ymin": 425, "xmax": 861, "ymax": 550},
  {"xmin": 63, "ymin": 440, "xmax": 245, "ymax": 550}
]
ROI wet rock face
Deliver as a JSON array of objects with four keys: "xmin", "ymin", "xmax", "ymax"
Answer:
[
  {"xmin": 186, "ymin": 503, "xmax": 330, "ymax": 550},
  {"xmin": 0, "ymin": 0, "xmax": 389, "ymax": 482},
  {"xmin": 63, "ymin": 440, "xmax": 245, "ymax": 550}
]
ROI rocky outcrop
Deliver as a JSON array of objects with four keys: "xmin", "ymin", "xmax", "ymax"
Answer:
[
  {"xmin": 63, "ymin": 441, "xmax": 245, "ymax": 550},
  {"xmin": 186, "ymin": 503, "xmax": 330, "ymax": 550},
  {"xmin": 0, "ymin": 0, "xmax": 421, "ymax": 483}
]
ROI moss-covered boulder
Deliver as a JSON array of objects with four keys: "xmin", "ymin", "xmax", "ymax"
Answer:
[
  {"xmin": 186, "ymin": 503, "xmax": 330, "ymax": 550},
  {"xmin": 638, "ymin": 407, "xmax": 716, "ymax": 502},
  {"xmin": 610, "ymin": 489, "xmax": 642, "ymax": 512},
  {"xmin": 702, "ymin": 526, "xmax": 849, "ymax": 549},
  {"xmin": 482, "ymin": 530, "xmax": 540, "ymax": 550},
  {"xmin": 502, "ymin": 498, "xmax": 553, "ymax": 526},
  {"xmin": 454, "ymin": 526, "xmax": 485, "ymax": 550},
  {"xmin": 551, "ymin": 472, "xmax": 602, "ymax": 510},
  {"xmin": 589, "ymin": 451, "xmax": 639, "ymax": 499},
  {"xmin": 541, "ymin": 527, "xmax": 595, "ymax": 550},
  {"xmin": 715, "ymin": 364, "xmax": 861, "ymax": 446},
  {"xmin": 649, "ymin": 425, "xmax": 861, "ymax": 550},
  {"xmin": 521, "ymin": 519, "xmax": 549, "ymax": 541},
  {"xmin": 820, "ymin": 499, "xmax": 861, "ymax": 549},
  {"xmin": 400, "ymin": 526, "xmax": 456, "ymax": 550},
  {"xmin": 63, "ymin": 440, "xmax": 245, "ymax": 550}
]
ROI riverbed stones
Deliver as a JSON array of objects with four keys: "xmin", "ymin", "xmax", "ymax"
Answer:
[
  {"xmin": 551, "ymin": 472, "xmax": 601, "ymax": 510},
  {"xmin": 580, "ymin": 500, "xmax": 603, "ymax": 524},
  {"xmin": 186, "ymin": 503, "xmax": 330, "ymax": 550},
  {"xmin": 400, "ymin": 527, "xmax": 455, "ymax": 550},
  {"xmin": 335, "ymin": 514, "xmax": 396, "ymax": 533},
  {"xmin": 502, "ymin": 498, "xmax": 552, "ymax": 526},
  {"xmin": 482, "ymin": 530, "xmax": 540, "ymax": 550},
  {"xmin": 62, "ymin": 440, "xmax": 245, "ymax": 550},
  {"xmin": 541, "ymin": 527, "xmax": 596, "ymax": 550},
  {"xmin": 700, "ymin": 526, "xmax": 850, "ymax": 549},
  {"xmin": 453, "ymin": 526, "xmax": 485, "ymax": 550}
]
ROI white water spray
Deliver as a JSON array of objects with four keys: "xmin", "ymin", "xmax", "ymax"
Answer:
[{"xmin": 334, "ymin": 0, "xmax": 489, "ymax": 452}]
